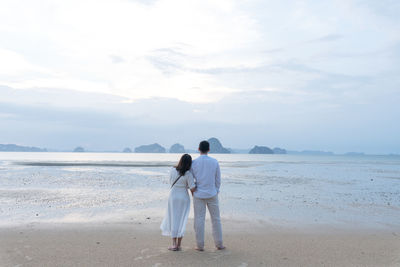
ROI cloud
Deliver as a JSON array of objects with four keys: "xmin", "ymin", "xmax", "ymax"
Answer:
[
  {"xmin": 262, "ymin": 48, "xmax": 285, "ymax": 54},
  {"xmin": 0, "ymin": 0, "xmax": 261, "ymax": 103},
  {"xmin": 126, "ymin": 0, "xmax": 159, "ymax": 5},
  {"xmin": 308, "ymin": 34, "xmax": 344, "ymax": 43},
  {"xmin": 1, "ymin": 84, "xmax": 399, "ymax": 153},
  {"xmin": 146, "ymin": 47, "xmax": 185, "ymax": 75},
  {"xmin": 357, "ymin": 0, "xmax": 400, "ymax": 19},
  {"xmin": 109, "ymin": 55, "xmax": 125, "ymax": 64},
  {"xmin": 0, "ymin": 48, "xmax": 52, "ymax": 76},
  {"xmin": 1, "ymin": 0, "xmax": 395, "ymax": 102},
  {"xmin": 0, "ymin": 0, "xmax": 399, "ymax": 153}
]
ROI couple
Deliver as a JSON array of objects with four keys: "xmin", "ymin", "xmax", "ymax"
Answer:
[{"xmin": 160, "ymin": 140, "xmax": 225, "ymax": 251}]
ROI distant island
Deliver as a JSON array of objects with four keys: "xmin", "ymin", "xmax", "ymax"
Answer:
[
  {"xmin": 123, "ymin": 147, "xmax": 132, "ymax": 153},
  {"xmin": 248, "ymin": 146, "xmax": 287, "ymax": 154},
  {"xmin": 208, "ymin": 137, "xmax": 230, "ymax": 154},
  {"xmin": 273, "ymin": 147, "xmax": 287, "ymax": 154},
  {"xmin": 2, "ymin": 142, "xmax": 386, "ymax": 156},
  {"xmin": 230, "ymin": 148, "xmax": 251, "ymax": 153},
  {"xmin": 135, "ymin": 143, "xmax": 166, "ymax": 153},
  {"xmin": 0, "ymin": 144, "xmax": 47, "ymax": 152},
  {"xmin": 249, "ymin": 146, "xmax": 273, "ymax": 154},
  {"xmin": 169, "ymin": 143, "xmax": 185, "ymax": 153},
  {"xmin": 73, "ymin": 146, "xmax": 85, "ymax": 152}
]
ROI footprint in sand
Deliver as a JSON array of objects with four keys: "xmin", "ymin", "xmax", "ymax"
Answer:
[
  {"xmin": 145, "ymin": 252, "xmax": 162, "ymax": 259},
  {"xmin": 212, "ymin": 250, "xmax": 232, "ymax": 260},
  {"xmin": 134, "ymin": 248, "xmax": 163, "ymax": 261},
  {"xmin": 141, "ymin": 248, "xmax": 150, "ymax": 254},
  {"xmin": 13, "ymin": 247, "xmax": 23, "ymax": 256}
]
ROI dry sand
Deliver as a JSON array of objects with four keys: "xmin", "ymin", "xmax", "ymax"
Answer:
[{"xmin": 1, "ymin": 219, "xmax": 399, "ymax": 267}]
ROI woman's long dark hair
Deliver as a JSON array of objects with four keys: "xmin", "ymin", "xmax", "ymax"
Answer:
[{"xmin": 175, "ymin": 154, "xmax": 192, "ymax": 176}]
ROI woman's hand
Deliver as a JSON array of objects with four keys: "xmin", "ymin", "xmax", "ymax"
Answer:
[{"xmin": 190, "ymin": 186, "xmax": 196, "ymax": 196}]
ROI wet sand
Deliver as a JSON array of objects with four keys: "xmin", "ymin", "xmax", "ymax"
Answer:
[{"xmin": 1, "ymin": 219, "xmax": 399, "ymax": 267}]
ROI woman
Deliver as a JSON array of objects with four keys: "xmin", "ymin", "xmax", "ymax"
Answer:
[{"xmin": 160, "ymin": 154, "xmax": 196, "ymax": 251}]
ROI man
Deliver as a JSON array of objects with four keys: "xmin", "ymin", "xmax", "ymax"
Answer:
[{"xmin": 191, "ymin": 140, "xmax": 225, "ymax": 251}]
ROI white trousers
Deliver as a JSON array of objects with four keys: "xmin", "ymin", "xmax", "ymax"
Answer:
[{"xmin": 193, "ymin": 195, "xmax": 223, "ymax": 248}]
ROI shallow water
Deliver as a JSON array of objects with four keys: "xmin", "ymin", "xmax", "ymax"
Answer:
[{"xmin": 0, "ymin": 152, "xmax": 399, "ymax": 229}]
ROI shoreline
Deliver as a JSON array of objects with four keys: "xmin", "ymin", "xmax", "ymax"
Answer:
[
  {"xmin": 9, "ymin": 217, "xmax": 398, "ymax": 236},
  {"xmin": 1, "ymin": 219, "xmax": 399, "ymax": 267}
]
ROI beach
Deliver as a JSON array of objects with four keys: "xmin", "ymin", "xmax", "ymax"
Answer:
[
  {"xmin": 1, "ymin": 152, "xmax": 400, "ymax": 266},
  {"xmin": 1, "ymin": 220, "xmax": 399, "ymax": 267},
  {"xmin": 2, "ymin": 0, "xmax": 400, "ymax": 265}
]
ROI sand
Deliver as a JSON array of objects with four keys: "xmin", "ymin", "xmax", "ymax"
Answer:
[{"xmin": 1, "ymin": 219, "xmax": 399, "ymax": 267}]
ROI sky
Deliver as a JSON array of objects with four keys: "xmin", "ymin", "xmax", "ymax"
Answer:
[{"xmin": 0, "ymin": 0, "xmax": 399, "ymax": 153}]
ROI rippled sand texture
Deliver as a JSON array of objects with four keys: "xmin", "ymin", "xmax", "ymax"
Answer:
[{"xmin": 1, "ymin": 221, "xmax": 399, "ymax": 267}]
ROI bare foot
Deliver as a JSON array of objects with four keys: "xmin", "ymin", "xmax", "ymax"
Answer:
[
  {"xmin": 168, "ymin": 246, "xmax": 178, "ymax": 251},
  {"xmin": 195, "ymin": 247, "xmax": 204, "ymax": 251},
  {"xmin": 216, "ymin": 246, "xmax": 226, "ymax": 250}
]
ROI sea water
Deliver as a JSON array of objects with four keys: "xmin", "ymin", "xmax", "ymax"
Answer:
[{"xmin": 0, "ymin": 152, "xmax": 399, "ymax": 229}]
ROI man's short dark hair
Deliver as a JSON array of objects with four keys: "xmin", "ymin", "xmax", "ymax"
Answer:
[{"xmin": 199, "ymin": 140, "xmax": 210, "ymax": 153}]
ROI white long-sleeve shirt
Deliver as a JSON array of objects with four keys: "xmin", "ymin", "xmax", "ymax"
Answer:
[{"xmin": 191, "ymin": 154, "xmax": 221, "ymax": 199}]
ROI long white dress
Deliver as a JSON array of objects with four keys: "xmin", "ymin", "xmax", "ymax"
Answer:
[{"xmin": 160, "ymin": 168, "xmax": 196, "ymax": 238}]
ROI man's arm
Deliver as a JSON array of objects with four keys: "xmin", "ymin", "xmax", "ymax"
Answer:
[
  {"xmin": 215, "ymin": 162, "xmax": 221, "ymax": 193},
  {"xmin": 190, "ymin": 166, "xmax": 196, "ymax": 182}
]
